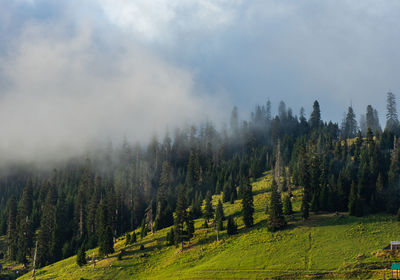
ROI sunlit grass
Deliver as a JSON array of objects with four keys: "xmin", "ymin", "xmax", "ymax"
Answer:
[{"xmin": 17, "ymin": 171, "xmax": 400, "ymax": 279}]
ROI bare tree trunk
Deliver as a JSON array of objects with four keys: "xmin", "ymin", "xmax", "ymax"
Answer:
[{"xmin": 32, "ymin": 241, "xmax": 38, "ymax": 278}]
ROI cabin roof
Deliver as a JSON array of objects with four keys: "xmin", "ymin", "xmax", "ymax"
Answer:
[
  {"xmin": 392, "ymin": 263, "xmax": 400, "ymax": 270},
  {"xmin": 391, "ymin": 241, "xmax": 400, "ymax": 245}
]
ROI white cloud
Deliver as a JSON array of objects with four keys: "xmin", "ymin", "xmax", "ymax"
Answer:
[
  {"xmin": 0, "ymin": 21, "xmax": 227, "ymax": 165},
  {"xmin": 95, "ymin": 0, "xmax": 243, "ymax": 41}
]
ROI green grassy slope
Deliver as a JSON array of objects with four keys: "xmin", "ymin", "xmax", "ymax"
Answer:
[{"xmin": 18, "ymin": 172, "xmax": 400, "ymax": 279}]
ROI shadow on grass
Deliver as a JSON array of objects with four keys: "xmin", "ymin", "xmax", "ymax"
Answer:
[{"xmin": 283, "ymin": 211, "xmax": 393, "ymax": 230}]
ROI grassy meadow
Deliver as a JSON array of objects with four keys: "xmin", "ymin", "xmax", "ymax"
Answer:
[{"xmin": 14, "ymin": 171, "xmax": 400, "ymax": 279}]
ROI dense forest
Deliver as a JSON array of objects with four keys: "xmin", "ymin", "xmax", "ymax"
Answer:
[{"xmin": 2, "ymin": 92, "xmax": 400, "ymax": 270}]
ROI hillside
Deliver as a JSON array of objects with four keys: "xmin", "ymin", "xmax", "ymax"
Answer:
[{"xmin": 17, "ymin": 171, "xmax": 400, "ymax": 280}]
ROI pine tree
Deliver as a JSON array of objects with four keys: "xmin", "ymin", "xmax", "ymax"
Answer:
[
  {"xmin": 222, "ymin": 181, "xmax": 231, "ymax": 203},
  {"xmin": 310, "ymin": 100, "xmax": 321, "ymax": 130},
  {"xmin": 283, "ymin": 195, "xmax": 293, "ymax": 215},
  {"xmin": 230, "ymin": 106, "xmax": 239, "ymax": 136},
  {"xmin": 76, "ymin": 247, "xmax": 87, "ymax": 267},
  {"xmin": 186, "ymin": 210, "xmax": 195, "ymax": 242},
  {"xmin": 241, "ymin": 178, "xmax": 254, "ymax": 228},
  {"xmin": 97, "ymin": 201, "xmax": 114, "ymax": 257},
  {"xmin": 185, "ymin": 150, "xmax": 200, "ymax": 200},
  {"xmin": 301, "ymin": 195, "xmax": 309, "ymax": 220},
  {"xmin": 140, "ymin": 219, "xmax": 147, "ymax": 239},
  {"xmin": 348, "ymin": 181, "xmax": 359, "ymax": 216},
  {"xmin": 342, "ymin": 106, "xmax": 358, "ymax": 138},
  {"xmin": 227, "ymin": 216, "xmax": 238, "ymax": 235},
  {"xmin": 366, "ymin": 105, "xmax": 381, "ymax": 134},
  {"xmin": 267, "ymin": 179, "xmax": 286, "ymax": 231},
  {"xmin": 203, "ymin": 192, "xmax": 214, "ymax": 223},
  {"xmin": 131, "ymin": 232, "xmax": 137, "ymax": 244},
  {"xmin": 166, "ymin": 228, "xmax": 175, "ymax": 246},
  {"xmin": 99, "ymin": 226, "xmax": 114, "ymax": 257},
  {"xmin": 36, "ymin": 187, "xmax": 58, "ymax": 268},
  {"xmin": 174, "ymin": 185, "xmax": 187, "ymax": 250},
  {"xmin": 6, "ymin": 196, "xmax": 17, "ymax": 260},
  {"xmin": 215, "ymin": 199, "xmax": 224, "ymax": 231},
  {"xmin": 125, "ymin": 233, "xmax": 131, "ymax": 246},
  {"xmin": 155, "ymin": 161, "xmax": 175, "ymax": 230},
  {"xmin": 386, "ymin": 92, "xmax": 399, "ymax": 132}
]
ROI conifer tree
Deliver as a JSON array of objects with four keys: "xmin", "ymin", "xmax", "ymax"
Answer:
[
  {"xmin": 267, "ymin": 179, "xmax": 286, "ymax": 231},
  {"xmin": 37, "ymin": 188, "xmax": 57, "ymax": 267},
  {"xmin": 386, "ymin": 92, "xmax": 399, "ymax": 132},
  {"xmin": 186, "ymin": 210, "xmax": 195, "ymax": 242},
  {"xmin": 97, "ymin": 201, "xmax": 114, "ymax": 257},
  {"xmin": 301, "ymin": 195, "xmax": 310, "ymax": 220},
  {"xmin": 310, "ymin": 100, "xmax": 321, "ymax": 130},
  {"xmin": 166, "ymin": 228, "xmax": 175, "ymax": 246},
  {"xmin": 185, "ymin": 150, "xmax": 200, "ymax": 199},
  {"xmin": 227, "ymin": 216, "xmax": 238, "ymax": 235},
  {"xmin": 174, "ymin": 185, "xmax": 187, "ymax": 250},
  {"xmin": 6, "ymin": 196, "xmax": 17, "ymax": 260},
  {"xmin": 283, "ymin": 195, "xmax": 293, "ymax": 215},
  {"xmin": 241, "ymin": 178, "xmax": 254, "ymax": 228},
  {"xmin": 131, "ymin": 232, "xmax": 137, "ymax": 244},
  {"xmin": 215, "ymin": 199, "xmax": 224, "ymax": 231},
  {"xmin": 16, "ymin": 181, "xmax": 33, "ymax": 265},
  {"xmin": 348, "ymin": 181, "xmax": 362, "ymax": 216},
  {"xmin": 155, "ymin": 161, "xmax": 175, "ymax": 230},
  {"xmin": 341, "ymin": 106, "xmax": 358, "ymax": 139},
  {"xmin": 366, "ymin": 105, "xmax": 381, "ymax": 134},
  {"xmin": 140, "ymin": 219, "xmax": 147, "ymax": 239},
  {"xmin": 203, "ymin": 192, "xmax": 214, "ymax": 223},
  {"xmin": 99, "ymin": 226, "xmax": 114, "ymax": 257},
  {"xmin": 125, "ymin": 233, "xmax": 131, "ymax": 246},
  {"xmin": 76, "ymin": 247, "xmax": 87, "ymax": 267}
]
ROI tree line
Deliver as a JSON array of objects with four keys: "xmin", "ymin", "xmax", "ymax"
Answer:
[{"xmin": 2, "ymin": 92, "xmax": 400, "ymax": 269}]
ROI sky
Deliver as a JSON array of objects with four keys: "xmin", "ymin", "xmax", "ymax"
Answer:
[{"xmin": 0, "ymin": 0, "xmax": 399, "ymax": 164}]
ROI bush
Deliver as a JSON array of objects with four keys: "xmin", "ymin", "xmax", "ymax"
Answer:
[{"xmin": 140, "ymin": 244, "xmax": 145, "ymax": 251}]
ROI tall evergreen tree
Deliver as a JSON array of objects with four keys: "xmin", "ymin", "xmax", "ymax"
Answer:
[
  {"xmin": 215, "ymin": 199, "xmax": 224, "ymax": 231},
  {"xmin": 342, "ymin": 106, "xmax": 358, "ymax": 139},
  {"xmin": 227, "ymin": 216, "xmax": 238, "ymax": 235},
  {"xmin": 366, "ymin": 105, "xmax": 381, "ymax": 134},
  {"xmin": 203, "ymin": 192, "xmax": 214, "ymax": 223},
  {"xmin": 37, "ymin": 188, "xmax": 57, "ymax": 267},
  {"xmin": 310, "ymin": 100, "xmax": 321, "ymax": 130},
  {"xmin": 386, "ymin": 92, "xmax": 399, "ymax": 132},
  {"xmin": 267, "ymin": 179, "xmax": 286, "ymax": 231},
  {"xmin": 97, "ymin": 201, "xmax": 114, "ymax": 257},
  {"xmin": 16, "ymin": 181, "xmax": 34, "ymax": 265},
  {"xmin": 6, "ymin": 196, "xmax": 17, "ymax": 260},
  {"xmin": 76, "ymin": 247, "xmax": 87, "ymax": 267},
  {"xmin": 283, "ymin": 195, "xmax": 293, "ymax": 215},
  {"xmin": 174, "ymin": 185, "xmax": 187, "ymax": 250},
  {"xmin": 241, "ymin": 178, "xmax": 254, "ymax": 228}
]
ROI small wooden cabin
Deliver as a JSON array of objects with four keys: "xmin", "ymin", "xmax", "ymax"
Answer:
[
  {"xmin": 392, "ymin": 263, "xmax": 400, "ymax": 279},
  {"xmin": 391, "ymin": 241, "xmax": 400, "ymax": 250}
]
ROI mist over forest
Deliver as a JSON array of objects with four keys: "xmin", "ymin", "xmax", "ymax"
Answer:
[{"xmin": 2, "ymin": 1, "xmax": 400, "ymax": 279}]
